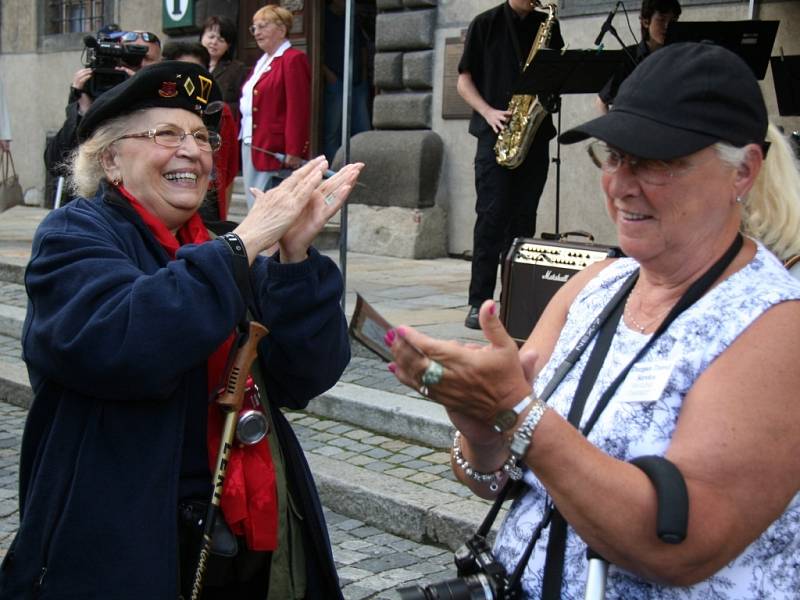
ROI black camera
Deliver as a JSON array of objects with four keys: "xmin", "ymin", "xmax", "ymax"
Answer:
[
  {"xmin": 82, "ymin": 35, "xmax": 148, "ymax": 98},
  {"xmin": 397, "ymin": 534, "xmax": 518, "ymax": 600}
]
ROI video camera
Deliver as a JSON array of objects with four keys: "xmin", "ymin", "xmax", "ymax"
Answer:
[{"xmin": 82, "ymin": 34, "xmax": 148, "ymax": 98}]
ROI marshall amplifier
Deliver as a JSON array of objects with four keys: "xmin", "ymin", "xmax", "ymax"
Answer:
[{"xmin": 500, "ymin": 234, "xmax": 622, "ymax": 343}]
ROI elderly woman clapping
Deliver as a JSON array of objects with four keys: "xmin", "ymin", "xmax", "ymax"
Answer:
[
  {"xmin": 0, "ymin": 62, "xmax": 360, "ymax": 599},
  {"xmin": 388, "ymin": 43, "xmax": 800, "ymax": 598}
]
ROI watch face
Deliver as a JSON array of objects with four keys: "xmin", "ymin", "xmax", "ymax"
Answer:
[{"xmin": 493, "ymin": 409, "xmax": 517, "ymax": 433}]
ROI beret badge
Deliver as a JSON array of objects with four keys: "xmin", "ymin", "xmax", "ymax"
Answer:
[{"xmin": 158, "ymin": 81, "xmax": 178, "ymax": 98}]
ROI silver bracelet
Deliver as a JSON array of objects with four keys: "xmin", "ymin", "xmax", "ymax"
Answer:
[
  {"xmin": 507, "ymin": 398, "xmax": 548, "ymax": 480},
  {"xmin": 452, "ymin": 431, "xmax": 521, "ymax": 491}
]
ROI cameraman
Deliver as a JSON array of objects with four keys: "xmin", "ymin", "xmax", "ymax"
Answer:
[{"xmin": 44, "ymin": 28, "xmax": 161, "ymax": 206}]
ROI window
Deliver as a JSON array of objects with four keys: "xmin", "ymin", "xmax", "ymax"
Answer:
[{"xmin": 46, "ymin": 0, "xmax": 106, "ymax": 35}]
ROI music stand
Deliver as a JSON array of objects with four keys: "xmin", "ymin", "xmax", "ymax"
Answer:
[
  {"xmin": 665, "ymin": 20, "xmax": 778, "ymax": 80},
  {"xmin": 771, "ymin": 55, "xmax": 800, "ymax": 116},
  {"xmin": 512, "ymin": 49, "xmax": 628, "ymax": 233}
]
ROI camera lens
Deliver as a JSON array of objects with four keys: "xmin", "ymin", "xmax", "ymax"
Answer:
[
  {"xmin": 397, "ymin": 573, "xmax": 497, "ymax": 600},
  {"xmin": 236, "ymin": 410, "xmax": 269, "ymax": 445}
]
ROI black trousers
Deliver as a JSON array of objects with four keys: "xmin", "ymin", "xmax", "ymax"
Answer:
[{"xmin": 468, "ymin": 135, "xmax": 550, "ymax": 307}]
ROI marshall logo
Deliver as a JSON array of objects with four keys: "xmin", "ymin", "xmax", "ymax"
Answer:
[{"xmin": 541, "ymin": 269, "xmax": 569, "ymax": 283}]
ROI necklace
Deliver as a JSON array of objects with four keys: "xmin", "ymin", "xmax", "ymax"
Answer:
[{"xmin": 624, "ymin": 290, "xmax": 673, "ymax": 334}]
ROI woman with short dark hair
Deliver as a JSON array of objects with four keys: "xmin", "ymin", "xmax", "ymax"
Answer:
[{"xmin": 200, "ymin": 15, "xmax": 248, "ymax": 122}]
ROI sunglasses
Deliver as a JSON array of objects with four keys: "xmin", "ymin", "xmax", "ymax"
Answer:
[{"xmin": 119, "ymin": 31, "xmax": 161, "ymax": 46}]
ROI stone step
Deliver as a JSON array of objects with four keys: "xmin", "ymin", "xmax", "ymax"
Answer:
[
  {"xmin": 0, "ymin": 355, "xmax": 29, "ymax": 410},
  {"xmin": 0, "ymin": 283, "xmax": 26, "ymax": 339},
  {"xmin": 0, "ymin": 334, "xmax": 499, "ymax": 551},
  {"xmin": 0, "ymin": 263, "xmax": 23, "ymax": 287}
]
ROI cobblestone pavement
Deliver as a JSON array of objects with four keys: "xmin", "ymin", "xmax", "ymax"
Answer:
[
  {"xmin": 0, "ymin": 334, "xmax": 21, "ymax": 364},
  {"xmin": 326, "ymin": 508, "xmax": 456, "ymax": 599},
  {"xmin": 286, "ymin": 411, "xmax": 475, "ymax": 499},
  {"xmin": 0, "ymin": 282, "xmax": 26, "ymax": 309},
  {"xmin": 0, "ymin": 403, "xmax": 23, "ymax": 556}
]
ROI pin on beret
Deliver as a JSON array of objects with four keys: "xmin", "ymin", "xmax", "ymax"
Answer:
[{"xmin": 77, "ymin": 60, "xmax": 224, "ymax": 142}]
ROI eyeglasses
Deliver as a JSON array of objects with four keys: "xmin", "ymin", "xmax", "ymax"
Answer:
[
  {"xmin": 119, "ymin": 31, "xmax": 161, "ymax": 46},
  {"xmin": 586, "ymin": 141, "xmax": 697, "ymax": 186},
  {"xmin": 249, "ymin": 22, "xmax": 277, "ymax": 35},
  {"xmin": 115, "ymin": 124, "xmax": 221, "ymax": 152},
  {"xmin": 202, "ymin": 31, "xmax": 227, "ymax": 43}
]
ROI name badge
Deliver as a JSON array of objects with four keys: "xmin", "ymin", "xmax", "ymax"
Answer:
[{"xmin": 617, "ymin": 359, "xmax": 673, "ymax": 403}]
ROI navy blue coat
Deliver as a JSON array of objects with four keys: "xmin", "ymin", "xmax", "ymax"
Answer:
[{"xmin": 0, "ymin": 185, "xmax": 349, "ymax": 599}]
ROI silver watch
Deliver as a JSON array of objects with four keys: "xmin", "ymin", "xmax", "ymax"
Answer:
[{"xmin": 507, "ymin": 398, "xmax": 547, "ymax": 479}]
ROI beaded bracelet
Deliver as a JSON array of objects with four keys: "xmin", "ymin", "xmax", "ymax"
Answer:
[{"xmin": 452, "ymin": 431, "xmax": 521, "ymax": 491}]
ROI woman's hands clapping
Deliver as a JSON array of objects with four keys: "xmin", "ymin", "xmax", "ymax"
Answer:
[
  {"xmin": 278, "ymin": 160, "xmax": 363, "ymax": 262},
  {"xmin": 234, "ymin": 156, "xmax": 364, "ymax": 264}
]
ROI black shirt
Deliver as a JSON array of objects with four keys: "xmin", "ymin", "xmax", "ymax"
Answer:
[
  {"xmin": 458, "ymin": 2, "xmax": 564, "ymax": 139},
  {"xmin": 597, "ymin": 40, "xmax": 650, "ymax": 107}
]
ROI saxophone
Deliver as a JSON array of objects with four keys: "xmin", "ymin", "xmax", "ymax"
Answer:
[{"xmin": 494, "ymin": 3, "xmax": 558, "ymax": 169}]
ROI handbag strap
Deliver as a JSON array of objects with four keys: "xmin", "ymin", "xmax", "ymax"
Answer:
[{"xmin": 0, "ymin": 149, "xmax": 13, "ymax": 180}]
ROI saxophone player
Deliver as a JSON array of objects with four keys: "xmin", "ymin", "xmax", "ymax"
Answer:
[{"xmin": 457, "ymin": 0, "xmax": 564, "ymax": 330}]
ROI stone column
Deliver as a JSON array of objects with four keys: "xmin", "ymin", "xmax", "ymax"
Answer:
[{"xmin": 335, "ymin": 0, "xmax": 447, "ymax": 259}]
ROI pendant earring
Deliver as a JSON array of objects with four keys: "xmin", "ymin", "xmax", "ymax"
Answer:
[{"xmin": 736, "ymin": 196, "xmax": 743, "ymax": 204}]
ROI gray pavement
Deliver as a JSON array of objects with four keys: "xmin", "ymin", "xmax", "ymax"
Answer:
[{"xmin": 0, "ymin": 205, "xmax": 502, "ymax": 598}]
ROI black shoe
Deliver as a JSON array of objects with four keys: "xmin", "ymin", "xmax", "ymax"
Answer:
[{"xmin": 464, "ymin": 306, "xmax": 480, "ymax": 329}]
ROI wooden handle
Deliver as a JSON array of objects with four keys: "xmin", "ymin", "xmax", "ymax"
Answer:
[{"xmin": 216, "ymin": 321, "xmax": 269, "ymax": 411}]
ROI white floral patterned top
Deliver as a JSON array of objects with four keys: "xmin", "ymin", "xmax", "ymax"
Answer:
[{"xmin": 493, "ymin": 241, "xmax": 800, "ymax": 599}]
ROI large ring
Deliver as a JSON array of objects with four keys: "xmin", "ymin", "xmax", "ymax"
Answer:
[
  {"xmin": 323, "ymin": 192, "xmax": 336, "ymax": 206},
  {"xmin": 418, "ymin": 384, "xmax": 429, "ymax": 397},
  {"xmin": 421, "ymin": 359, "xmax": 444, "ymax": 386}
]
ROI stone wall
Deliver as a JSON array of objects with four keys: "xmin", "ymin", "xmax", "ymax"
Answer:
[{"xmin": 345, "ymin": 0, "xmax": 447, "ymax": 258}]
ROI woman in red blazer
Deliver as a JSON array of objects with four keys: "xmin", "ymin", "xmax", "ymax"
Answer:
[{"xmin": 240, "ymin": 5, "xmax": 311, "ymax": 209}]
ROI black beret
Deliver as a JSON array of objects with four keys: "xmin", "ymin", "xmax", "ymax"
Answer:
[{"xmin": 77, "ymin": 61, "xmax": 224, "ymax": 142}]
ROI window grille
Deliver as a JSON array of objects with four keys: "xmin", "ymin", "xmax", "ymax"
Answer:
[{"xmin": 46, "ymin": 0, "xmax": 106, "ymax": 35}]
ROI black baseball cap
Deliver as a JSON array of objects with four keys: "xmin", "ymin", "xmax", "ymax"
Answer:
[
  {"xmin": 560, "ymin": 42, "xmax": 768, "ymax": 160},
  {"xmin": 78, "ymin": 61, "xmax": 223, "ymax": 142}
]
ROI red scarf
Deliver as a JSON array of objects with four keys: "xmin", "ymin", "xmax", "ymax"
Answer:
[{"xmin": 118, "ymin": 185, "xmax": 278, "ymax": 551}]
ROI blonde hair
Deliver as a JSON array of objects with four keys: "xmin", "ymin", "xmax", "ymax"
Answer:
[
  {"xmin": 253, "ymin": 5, "xmax": 293, "ymax": 32},
  {"xmin": 68, "ymin": 111, "xmax": 145, "ymax": 198},
  {"xmin": 718, "ymin": 123, "xmax": 800, "ymax": 262}
]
